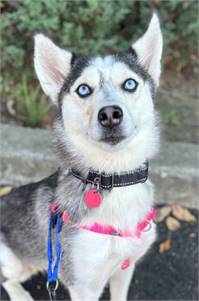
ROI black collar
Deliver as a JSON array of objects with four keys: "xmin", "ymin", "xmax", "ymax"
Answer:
[{"xmin": 70, "ymin": 162, "xmax": 148, "ymax": 190}]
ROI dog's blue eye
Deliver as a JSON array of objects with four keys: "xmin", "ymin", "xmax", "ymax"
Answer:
[
  {"xmin": 123, "ymin": 79, "xmax": 138, "ymax": 92},
  {"xmin": 76, "ymin": 84, "xmax": 92, "ymax": 97}
]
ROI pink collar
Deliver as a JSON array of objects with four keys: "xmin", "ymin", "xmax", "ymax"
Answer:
[{"xmin": 51, "ymin": 204, "xmax": 156, "ymax": 239}]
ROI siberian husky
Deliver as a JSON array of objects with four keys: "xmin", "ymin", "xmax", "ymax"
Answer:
[{"xmin": 0, "ymin": 13, "xmax": 163, "ymax": 301}]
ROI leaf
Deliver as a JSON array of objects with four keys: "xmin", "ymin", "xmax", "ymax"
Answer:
[
  {"xmin": 0, "ymin": 186, "xmax": 12, "ymax": 196},
  {"xmin": 156, "ymin": 206, "xmax": 172, "ymax": 223},
  {"xmin": 159, "ymin": 240, "xmax": 172, "ymax": 253},
  {"xmin": 165, "ymin": 216, "xmax": 181, "ymax": 231},
  {"xmin": 172, "ymin": 206, "xmax": 197, "ymax": 223}
]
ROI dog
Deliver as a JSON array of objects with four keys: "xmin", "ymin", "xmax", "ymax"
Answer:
[{"xmin": 0, "ymin": 13, "xmax": 163, "ymax": 301}]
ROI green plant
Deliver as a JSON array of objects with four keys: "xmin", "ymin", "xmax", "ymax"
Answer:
[
  {"xmin": 15, "ymin": 75, "xmax": 52, "ymax": 127},
  {"xmin": 164, "ymin": 111, "xmax": 179, "ymax": 126},
  {"xmin": 1, "ymin": 0, "xmax": 198, "ymax": 127}
]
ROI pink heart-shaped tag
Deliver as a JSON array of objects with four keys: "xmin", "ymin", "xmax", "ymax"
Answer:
[{"xmin": 84, "ymin": 189, "xmax": 102, "ymax": 208}]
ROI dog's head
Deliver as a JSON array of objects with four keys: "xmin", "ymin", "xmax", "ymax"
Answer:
[{"xmin": 34, "ymin": 14, "xmax": 163, "ymax": 172}]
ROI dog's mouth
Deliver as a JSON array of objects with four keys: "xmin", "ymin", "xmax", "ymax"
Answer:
[
  {"xmin": 100, "ymin": 136, "xmax": 126, "ymax": 145},
  {"xmin": 100, "ymin": 133, "xmax": 126, "ymax": 145},
  {"xmin": 98, "ymin": 127, "xmax": 127, "ymax": 145}
]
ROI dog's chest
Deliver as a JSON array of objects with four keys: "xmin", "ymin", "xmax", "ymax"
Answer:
[
  {"xmin": 70, "ymin": 182, "xmax": 155, "ymax": 278},
  {"xmin": 83, "ymin": 181, "xmax": 153, "ymax": 229}
]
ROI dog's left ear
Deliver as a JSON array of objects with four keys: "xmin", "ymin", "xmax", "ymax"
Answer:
[
  {"xmin": 34, "ymin": 34, "xmax": 72, "ymax": 103},
  {"xmin": 132, "ymin": 13, "xmax": 163, "ymax": 87}
]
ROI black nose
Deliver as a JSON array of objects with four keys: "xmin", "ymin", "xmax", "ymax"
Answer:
[{"xmin": 98, "ymin": 105, "xmax": 123, "ymax": 128}]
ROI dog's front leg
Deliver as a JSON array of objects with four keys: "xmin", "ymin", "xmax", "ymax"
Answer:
[
  {"xmin": 68, "ymin": 283, "xmax": 105, "ymax": 301},
  {"xmin": 2, "ymin": 280, "xmax": 34, "ymax": 301},
  {"xmin": 109, "ymin": 264, "xmax": 135, "ymax": 301}
]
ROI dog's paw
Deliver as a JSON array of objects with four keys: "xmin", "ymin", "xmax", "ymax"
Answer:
[{"xmin": 2, "ymin": 281, "xmax": 34, "ymax": 301}]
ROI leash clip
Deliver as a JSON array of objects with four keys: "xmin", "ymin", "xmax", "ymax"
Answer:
[{"xmin": 47, "ymin": 280, "xmax": 59, "ymax": 301}]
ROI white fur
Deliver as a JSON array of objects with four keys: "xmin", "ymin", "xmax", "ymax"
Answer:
[
  {"xmin": 67, "ymin": 181, "xmax": 156, "ymax": 301},
  {"xmin": 61, "ymin": 58, "xmax": 159, "ymax": 172},
  {"xmin": 3, "ymin": 281, "xmax": 34, "ymax": 301},
  {"xmin": 34, "ymin": 34, "xmax": 72, "ymax": 102},
  {"xmin": 0, "ymin": 243, "xmax": 23, "ymax": 279},
  {"xmin": 0, "ymin": 243, "xmax": 36, "ymax": 300},
  {"xmin": 110, "ymin": 264, "xmax": 135, "ymax": 301}
]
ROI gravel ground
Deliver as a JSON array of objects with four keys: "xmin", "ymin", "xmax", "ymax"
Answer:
[{"xmin": 0, "ymin": 207, "xmax": 198, "ymax": 301}]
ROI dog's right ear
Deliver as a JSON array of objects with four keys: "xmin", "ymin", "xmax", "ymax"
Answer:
[
  {"xmin": 34, "ymin": 34, "xmax": 72, "ymax": 103},
  {"xmin": 132, "ymin": 13, "xmax": 163, "ymax": 88}
]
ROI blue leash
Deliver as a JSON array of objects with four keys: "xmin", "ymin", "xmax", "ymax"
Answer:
[{"xmin": 47, "ymin": 210, "xmax": 62, "ymax": 301}]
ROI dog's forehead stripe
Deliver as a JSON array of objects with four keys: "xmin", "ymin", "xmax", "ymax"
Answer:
[
  {"xmin": 90, "ymin": 50, "xmax": 155, "ymax": 94},
  {"xmin": 59, "ymin": 50, "xmax": 155, "ymax": 103},
  {"xmin": 115, "ymin": 49, "xmax": 155, "ymax": 95},
  {"xmin": 58, "ymin": 53, "xmax": 89, "ymax": 103},
  {"xmin": 58, "ymin": 54, "xmax": 109, "ymax": 103}
]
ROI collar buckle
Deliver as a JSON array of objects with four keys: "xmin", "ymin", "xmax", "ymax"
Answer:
[
  {"xmin": 109, "ymin": 173, "xmax": 114, "ymax": 190},
  {"xmin": 93, "ymin": 175, "xmax": 101, "ymax": 191}
]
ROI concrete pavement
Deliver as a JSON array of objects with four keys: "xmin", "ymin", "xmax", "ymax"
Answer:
[{"xmin": 0, "ymin": 124, "xmax": 198, "ymax": 208}]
